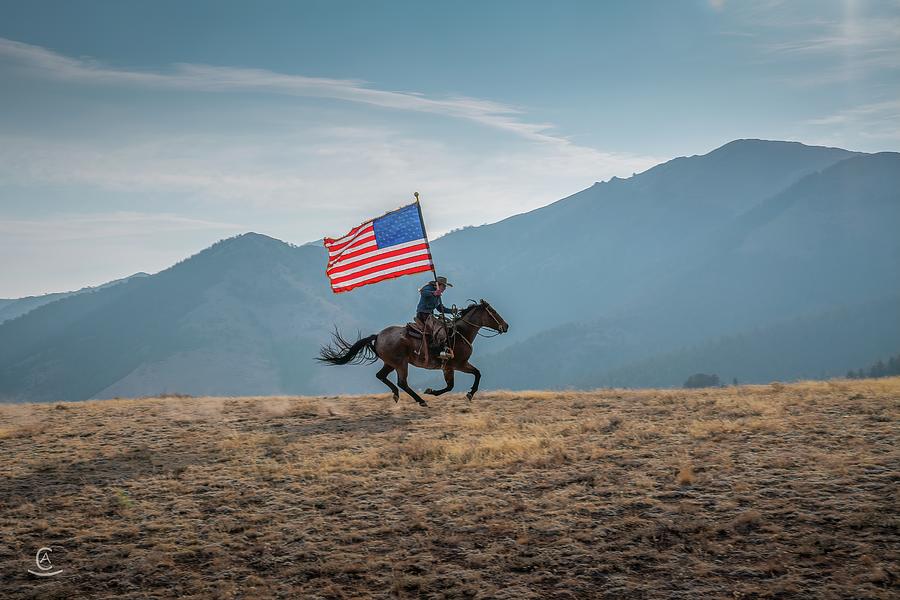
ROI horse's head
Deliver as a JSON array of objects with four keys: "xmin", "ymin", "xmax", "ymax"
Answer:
[{"xmin": 461, "ymin": 299, "xmax": 509, "ymax": 333}]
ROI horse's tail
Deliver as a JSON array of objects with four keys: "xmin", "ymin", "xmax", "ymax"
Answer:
[{"xmin": 317, "ymin": 329, "xmax": 378, "ymax": 366}]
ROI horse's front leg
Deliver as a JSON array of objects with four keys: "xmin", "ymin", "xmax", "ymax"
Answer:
[
  {"xmin": 458, "ymin": 361, "xmax": 481, "ymax": 401},
  {"xmin": 425, "ymin": 367, "xmax": 455, "ymax": 396}
]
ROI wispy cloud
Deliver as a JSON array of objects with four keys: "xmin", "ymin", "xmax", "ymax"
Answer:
[
  {"xmin": 764, "ymin": 16, "xmax": 900, "ymax": 55},
  {"xmin": 0, "ymin": 38, "xmax": 662, "ymax": 232},
  {"xmin": 0, "ymin": 211, "xmax": 245, "ymax": 297},
  {"xmin": 0, "ymin": 37, "xmax": 569, "ymax": 145},
  {"xmin": 721, "ymin": 3, "xmax": 900, "ymax": 86},
  {"xmin": 0, "ymin": 134, "xmax": 317, "ymax": 206},
  {"xmin": 806, "ymin": 98, "xmax": 900, "ymax": 142},
  {"xmin": 0, "ymin": 129, "xmax": 661, "ymax": 236},
  {"xmin": 0, "ymin": 36, "xmax": 664, "ymax": 296},
  {"xmin": 0, "ymin": 212, "xmax": 243, "ymax": 242}
]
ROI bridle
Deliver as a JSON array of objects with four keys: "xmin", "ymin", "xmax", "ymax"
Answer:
[
  {"xmin": 478, "ymin": 302, "xmax": 505, "ymax": 337},
  {"xmin": 455, "ymin": 301, "xmax": 505, "ymax": 340}
]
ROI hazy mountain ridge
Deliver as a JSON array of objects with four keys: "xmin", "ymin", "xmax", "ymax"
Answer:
[
  {"xmin": 479, "ymin": 151, "xmax": 900, "ymax": 389},
  {"xmin": 1, "ymin": 140, "xmax": 897, "ymax": 401},
  {"xmin": 0, "ymin": 272, "xmax": 149, "ymax": 324},
  {"xmin": 0, "ymin": 234, "xmax": 377, "ymax": 401},
  {"xmin": 429, "ymin": 139, "xmax": 857, "ymax": 343},
  {"xmin": 592, "ymin": 293, "xmax": 900, "ymax": 389}
]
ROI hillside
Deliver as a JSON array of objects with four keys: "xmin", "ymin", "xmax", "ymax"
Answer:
[
  {"xmin": 0, "ymin": 273, "xmax": 149, "ymax": 324},
  {"xmin": 480, "ymin": 152, "xmax": 900, "ymax": 389},
  {"xmin": 594, "ymin": 294, "xmax": 900, "ymax": 388},
  {"xmin": 1, "ymin": 379, "xmax": 897, "ymax": 598},
  {"xmin": 1, "ymin": 139, "xmax": 897, "ymax": 401},
  {"xmin": 431, "ymin": 139, "xmax": 857, "ymax": 340},
  {"xmin": 0, "ymin": 235, "xmax": 382, "ymax": 401}
]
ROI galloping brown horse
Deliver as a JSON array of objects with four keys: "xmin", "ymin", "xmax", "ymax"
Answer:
[{"xmin": 317, "ymin": 300, "xmax": 509, "ymax": 406}]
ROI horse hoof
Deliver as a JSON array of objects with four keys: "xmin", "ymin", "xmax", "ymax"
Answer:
[
  {"xmin": 466, "ymin": 392, "xmax": 474, "ymax": 401},
  {"xmin": 418, "ymin": 400, "xmax": 429, "ymax": 408},
  {"xmin": 392, "ymin": 394, "xmax": 399, "ymax": 403},
  {"xmin": 424, "ymin": 388, "xmax": 434, "ymax": 395}
]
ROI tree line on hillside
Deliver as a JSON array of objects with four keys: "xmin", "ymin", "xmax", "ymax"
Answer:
[
  {"xmin": 683, "ymin": 373, "xmax": 722, "ymax": 388},
  {"xmin": 579, "ymin": 294, "xmax": 900, "ymax": 391},
  {"xmin": 846, "ymin": 352, "xmax": 900, "ymax": 379}
]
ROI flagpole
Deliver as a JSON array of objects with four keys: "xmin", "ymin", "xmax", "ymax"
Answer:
[
  {"xmin": 415, "ymin": 191, "xmax": 456, "ymax": 361},
  {"xmin": 413, "ymin": 191, "xmax": 440, "ymax": 284},
  {"xmin": 415, "ymin": 191, "xmax": 451, "ymax": 354}
]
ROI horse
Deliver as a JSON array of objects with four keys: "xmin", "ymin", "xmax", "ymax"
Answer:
[{"xmin": 316, "ymin": 300, "xmax": 509, "ymax": 406}]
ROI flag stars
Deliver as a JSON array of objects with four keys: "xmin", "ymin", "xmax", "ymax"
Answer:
[{"xmin": 373, "ymin": 204, "xmax": 426, "ymax": 248}]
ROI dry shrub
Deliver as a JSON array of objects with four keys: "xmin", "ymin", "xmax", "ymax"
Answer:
[
  {"xmin": 733, "ymin": 510, "xmax": 763, "ymax": 533},
  {"xmin": 603, "ymin": 415, "xmax": 623, "ymax": 433},
  {"xmin": 714, "ymin": 397, "xmax": 779, "ymax": 418},
  {"xmin": 617, "ymin": 422, "xmax": 664, "ymax": 443},
  {"xmin": 0, "ymin": 404, "xmax": 44, "ymax": 434},
  {"xmin": 528, "ymin": 445, "xmax": 571, "ymax": 467},
  {"xmin": 260, "ymin": 397, "xmax": 321, "ymax": 418},
  {"xmin": 453, "ymin": 413, "xmax": 499, "ymax": 431},
  {"xmin": 676, "ymin": 463, "xmax": 695, "ymax": 486},
  {"xmin": 159, "ymin": 397, "xmax": 224, "ymax": 423},
  {"xmin": 689, "ymin": 420, "xmax": 726, "ymax": 439},
  {"xmin": 306, "ymin": 431, "xmax": 569, "ymax": 472},
  {"xmin": 253, "ymin": 457, "xmax": 286, "ymax": 481},
  {"xmin": 216, "ymin": 431, "xmax": 276, "ymax": 458},
  {"xmin": 111, "ymin": 487, "xmax": 133, "ymax": 510},
  {"xmin": 577, "ymin": 418, "xmax": 606, "ymax": 433},
  {"xmin": 396, "ymin": 433, "xmax": 563, "ymax": 466},
  {"xmin": 259, "ymin": 397, "xmax": 293, "ymax": 417},
  {"xmin": 689, "ymin": 417, "xmax": 780, "ymax": 439},
  {"xmin": 0, "ymin": 421, "xmax": 47, "ymax": 439}
]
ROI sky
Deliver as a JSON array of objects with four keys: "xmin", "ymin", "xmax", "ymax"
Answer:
[{"xmin": 1, "ymin": 0, "xmax": 898, "ymax": 297}]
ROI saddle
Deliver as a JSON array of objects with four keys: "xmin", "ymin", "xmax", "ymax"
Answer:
[
  {"xmin": 407, "ymin": 316, "xmax": 455, "ymax": 360},
  {"xmin": 405, "ymin": 322, "xmax": 424, "ymax": 339}
]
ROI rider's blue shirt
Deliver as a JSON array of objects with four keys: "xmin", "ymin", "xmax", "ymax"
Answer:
[{"xmin": 417, "ymin": 284, "xmax": 453, "ymax": 314}]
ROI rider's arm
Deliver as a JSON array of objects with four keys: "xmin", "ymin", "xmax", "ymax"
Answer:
[{"xmin": 418, "ymin": 286, "xmax": 435, "ymax": 307}]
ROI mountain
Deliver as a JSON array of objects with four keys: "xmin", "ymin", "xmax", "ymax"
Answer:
[
  {"xmin": 478, "ymin": 151, "xmax": 900, "ymax": 388},
  {"xmin": 0, "ymin": 273, "xmax": 149, "ymax": 324},
  {"xmin": 594, "ymin": 294, "xmax": 900, "ymax": 388},
  {"xmin": 0, "ymin": 234, "xmax": 387, "ymax": 401},
  {"xmin": 0, "ymin": 139, "xmax": 896, "ymax": 401},
  {"xmin": 429, "ymin": 139, "xmax": 857, "ymax": 344}
]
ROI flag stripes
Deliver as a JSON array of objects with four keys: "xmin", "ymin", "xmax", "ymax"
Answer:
[{"xmin": 323, "ymin": 202, "xmax": 434, "ymax": 294}]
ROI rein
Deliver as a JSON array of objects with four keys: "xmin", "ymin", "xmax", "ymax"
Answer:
[{"xmin": 453, "ymin": 303, "xmax": 504, "ymax": 349}]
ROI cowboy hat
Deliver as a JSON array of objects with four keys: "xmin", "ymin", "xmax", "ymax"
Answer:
[{"xmin": 431, "ymin": 276, "xmax": 453, "ymax": 287}]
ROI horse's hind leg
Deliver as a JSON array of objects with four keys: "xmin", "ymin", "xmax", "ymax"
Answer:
[
  {"xmin": 425, "ymin": 367, "xmax": 454, "ymax": 396},
  {"xmin": 458, "ymin": 361, "xmax": 481, "ymax": 401},
  {"xmin": 376, "ymin": 363, "xmax": 400, "ymax": 402},
  {"xmin": 395, "ymin": 361, "xmax": 428, "ymax": 407}
]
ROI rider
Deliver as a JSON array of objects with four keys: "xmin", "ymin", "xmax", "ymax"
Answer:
[{"xmin": 416, "ymin": 276, "xmax": 456, "ymax": 360}]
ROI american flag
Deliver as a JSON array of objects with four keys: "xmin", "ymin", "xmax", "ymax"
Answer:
[{"xmin": 324, "ymin": 202, "xmax": 434, "ymax": 293}]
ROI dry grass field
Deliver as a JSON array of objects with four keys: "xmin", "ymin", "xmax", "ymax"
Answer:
[{"xmin": 1, "ymin": 379, "xmax": 898, "ymax": 599}]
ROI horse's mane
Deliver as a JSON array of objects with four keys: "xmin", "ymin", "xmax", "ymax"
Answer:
[{"xmin": 456, "ymin": 302, "xmax": 482, "ymax": 318}]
